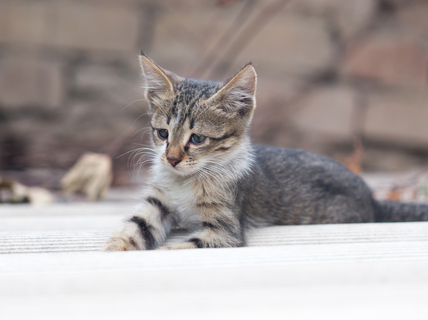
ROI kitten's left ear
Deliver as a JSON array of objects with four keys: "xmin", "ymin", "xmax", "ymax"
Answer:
[{"xmin": 208, "ymin": 63, "xmax": 257, "ymax": 117}]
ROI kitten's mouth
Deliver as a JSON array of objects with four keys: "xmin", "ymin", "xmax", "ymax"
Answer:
[
  {"xmin": 166, "ymin": 162, "xmax": 186, "ymax": 174},
  {"xmin": 165, "ymin": 162, "xmax": 199, "ymax": 177}
]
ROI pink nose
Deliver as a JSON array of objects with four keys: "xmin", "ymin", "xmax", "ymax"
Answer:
[{"xmin": 167, "ymin": 157, "xmax": 181, "ymax": 167}]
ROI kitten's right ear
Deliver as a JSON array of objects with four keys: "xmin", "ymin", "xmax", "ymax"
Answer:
[{"xmin": 139, "ymin": 54, "xmax": 182, "ymax": 108}]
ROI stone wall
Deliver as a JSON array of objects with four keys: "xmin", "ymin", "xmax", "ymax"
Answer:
[{"xmin": 1, "ymin": 0, "xmax": 428, "ymax": 181}]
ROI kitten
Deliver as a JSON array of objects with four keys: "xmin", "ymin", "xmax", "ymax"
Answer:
[{"xmin": 103, "ymin": 53, "xmax": 428, "ymax": 251}]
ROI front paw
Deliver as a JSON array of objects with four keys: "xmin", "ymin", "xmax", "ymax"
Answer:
[
  {"xmin": 102, "ymin": 233, "xmax": 140, "ymax": 251},
  {"xmin": 158, "ymin": 242, "xmax": 198, "ymax": 250}
]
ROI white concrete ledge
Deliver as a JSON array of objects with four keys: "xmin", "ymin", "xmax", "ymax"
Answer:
[
  {"xmin": 1, "ymin": 221, "xmax": 428, "ymax": 254},
  {"xmin": 1, "ymin": 203, "xmax": 428, "ymax": 320}
]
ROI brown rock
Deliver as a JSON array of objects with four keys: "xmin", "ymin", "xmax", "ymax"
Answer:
[
  {"xmin": 250, "ymin": 76, "xmax": 305, "ymax": 146},
  {"xmin": 73, "ymin": 64, "xmax": 144, "ymax": 106},
  {"xmin": 398, "ymin": 2, "xmax": 428, "ymax": 38},
  {"xmin": 290, "ymin": 0, "xmax": 376, "ymax": 38},
  {"xmin": 0, "ymin": 2, "xmax": 140, "ymax": 52},
  {"xmin": 148, "ymin": 0, "xmax": 237, "ymax": 76},
  {"xmin": 364, "ymin": 91, "xmax": 428, "ymax": 147},
  {"xmin": 342, "ymin": 35, "xmax": 428, "ymax": 88},
  {"xmin": 290, "ymin": 85, "xmax": 356, "ymax": 139},
  {"xmin": 50, "ymin": 3, "xmax": 139, "ymax": 52},
  {"xmin": 238, "ymin": 14, "xmax": 335, "ymax": 78},
  {"xmin": 151, "ymin": 3, "xmax": 334, "ymax": 79},
  {"xmin": 0, "ymin": 56, "xmax": 63, "ymax": 108},
  {"xmin": 0, "ymin": 2, "xmax": 49, "ymax": 45}
]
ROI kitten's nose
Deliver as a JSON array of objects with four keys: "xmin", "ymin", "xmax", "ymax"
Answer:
[
  {"xmin": 166, "ymin": 146, "xmax": 183, "ymax": 167},
  {"xmin": 167, "ymin": 156, "xmax": 181, "ymax": 167}
]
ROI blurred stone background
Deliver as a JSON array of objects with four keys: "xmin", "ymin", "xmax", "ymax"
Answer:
[{"xmin": 1, "ymin": 0, "xmax": 428, "ymax": 188}]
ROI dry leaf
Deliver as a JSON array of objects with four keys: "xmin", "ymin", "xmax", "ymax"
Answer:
[
  {"xmin": 386, "ymin": 187, "xmax": 403, "ymax": 202},
  {"xmin": 27, "ymin": 187, "xmax": 56, "ymax": 205},
  {"xmin": 411, "ymin": 189, "xmax": 418, "ymax": 201},
  {"xmin": 60, "ymin": 152, "xmax": 113, "ymax": 201},
  {"xmin": 341, "ymin": 136, "xmax": 363, "ymax": 175},
  {"xmin": 0, "ymin": 176, "xmax": 55, "ymax": 205}
]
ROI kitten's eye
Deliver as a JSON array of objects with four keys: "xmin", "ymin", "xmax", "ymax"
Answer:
[
  {"xmin": 157, "ymin": 129, "xmax": 168, "ymax": 140},
  {"xmin": 190, "ymin": 134, "xmax": 206, "ymax": 145}
]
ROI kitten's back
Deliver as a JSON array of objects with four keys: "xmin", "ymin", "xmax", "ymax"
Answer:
[{"xmin": 238, "ymin": 145, "xmax": 376, "ymax": 226}]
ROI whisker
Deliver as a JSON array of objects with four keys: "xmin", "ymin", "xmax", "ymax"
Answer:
[{"xmin": 120, "ymin": 99, "xmax": 147, "ymax": 112}]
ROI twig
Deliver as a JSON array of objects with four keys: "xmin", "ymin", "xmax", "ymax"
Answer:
[
  {"xmin": 208, "ymin": 0, "xmax": 293, "ymax": 79},
  {"xmin": 190, "ymin": 0, "xmax": 257, "ymax": 79},
  {"xmin": 106, "ymin": 126, "xmax": 138, "ymax": 158}
]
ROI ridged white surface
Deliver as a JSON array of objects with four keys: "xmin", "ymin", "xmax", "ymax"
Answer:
[
  {"xmin": 1, "ymin": 222, "xmax": 428, "ymax": 253},
  {"xmin": 1, "ymin": 203, "xmax": 428, "ymax": 320}
]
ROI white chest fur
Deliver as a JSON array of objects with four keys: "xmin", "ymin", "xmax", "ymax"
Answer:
[
  {"xmin": 167, "ymin": 180, "xmax": 201, "ymax": 227},
  {"xmin": 151, "ymin": 163, "xmax": 202, "ymax": 228}
]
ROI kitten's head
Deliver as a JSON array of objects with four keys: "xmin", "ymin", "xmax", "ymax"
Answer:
[{"xmin": 139, "ymin": 53, "xmax": 257, "ymax": 176}]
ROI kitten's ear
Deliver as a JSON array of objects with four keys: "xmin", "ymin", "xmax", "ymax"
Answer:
[
  {"xmin": 208, "ymin": 63, "xmax": 257, "ymax": 117},
  {"xmin": 139, "ymin": 54, "xmax": 183, "ymax": 107}
]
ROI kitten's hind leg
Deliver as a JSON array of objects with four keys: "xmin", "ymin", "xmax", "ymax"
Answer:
[
  {"xmin": 103, "ymin": 190, "xmax": 173, "ymax": 251},
  {"xmin": 160, "ymin": 208, "xmax": 243, "ymax": 250}
]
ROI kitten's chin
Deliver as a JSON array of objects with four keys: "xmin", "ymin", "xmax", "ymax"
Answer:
[
  {"xmin": 156, "ymin": 158, "xmax": 202, "ymax": 178},
  {"xmin": 164, "ymin": 163, "xmax": 197, "ymax": 177}
]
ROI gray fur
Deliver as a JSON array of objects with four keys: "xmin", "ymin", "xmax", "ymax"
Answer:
[{"xmin": 103, "ymin": 55, "xmax": 428, "ymax": 252}]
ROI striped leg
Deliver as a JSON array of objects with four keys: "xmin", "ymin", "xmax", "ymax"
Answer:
[
  {"xmin": 161, "ymin": 207, "xmax": 243, "ymax": 250},
  {"xmin": 103, "ymin": 191, "xmax": 172, "ymax": 251}
]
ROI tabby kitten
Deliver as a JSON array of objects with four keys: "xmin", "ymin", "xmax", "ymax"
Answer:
[{"xmin": 103, "ymin": 54, "xmax": 428, "ymax": 251}]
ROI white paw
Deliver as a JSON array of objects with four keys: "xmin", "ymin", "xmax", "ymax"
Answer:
[
  {"xmin": 102, "ymin": 233, "xmax": 140, "ymax": 251},
  {"xmin": 158, "ymin": 242, "xmax": 197, "ymax": 250}
]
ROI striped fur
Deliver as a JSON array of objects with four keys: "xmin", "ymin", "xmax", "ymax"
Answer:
[
  {"xmin": 104, "ymin": 54, "xmax": 255, "ymax": 251},
  {"xmin": 103, "ymin": 54, "xmax": 428, "ymax": 252}
]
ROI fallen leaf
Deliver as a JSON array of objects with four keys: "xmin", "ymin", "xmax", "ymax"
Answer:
[
  {"xmin": 341, "ymin": 136, "xmax": 363, "ymax": 175},
  {"xmin": 386, "ymin": 187, "xmax": 403, "ymax": 202},
  {"xmin": 60, "ymin": 152, "xmax": 113, "ymax": 201},
  {"xmin": 0, "ymin": 176, "xmax": 55, "ymax": 205}
]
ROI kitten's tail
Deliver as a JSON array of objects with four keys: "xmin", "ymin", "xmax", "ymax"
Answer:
[{"xmin": 375, "ymin": 200, "xmax": 428, "ymax": 222}]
